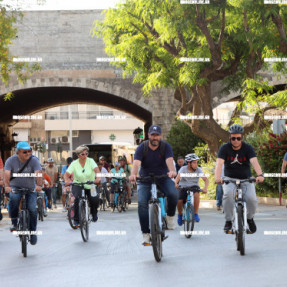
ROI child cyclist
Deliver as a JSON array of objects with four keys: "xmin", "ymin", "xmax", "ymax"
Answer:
[{"xmin": 175, "ymin": 153, "xmax": 209, "ymax": 225}]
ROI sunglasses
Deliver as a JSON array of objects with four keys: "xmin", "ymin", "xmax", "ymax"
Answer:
[
  {"xmin": 79, "ymin": 152, "xmax": 88, "ymax": 156},
  {"xmin": 22, "ymin": 149, "xmax": 32, "ymax": 154},
  {"xmin": 231, "ymin": 137, "xmax": 242, "ymax": 141}
]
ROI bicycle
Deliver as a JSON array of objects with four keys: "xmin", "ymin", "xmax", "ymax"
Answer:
[
  {"xmin": 137, "ymin": 174, "xmax": 168, "ymax": 262},
  {"xmin": 222, "ymin": 177, "xmax": 256, "ymax": 256},
  {"xmin": 12, "ymin": 188, "xmax": 34, "ymax": 258},
  {"xmin": 179, "ymin": 185, "xmax": 201, "ymax": 239},
  {"xmin": 68, "ymin": 181, "xmax": 96, "ymax": 242},
  {"xmin": 98, "ymin": 183, "xmax": 108, "ymax": 211},
  {"xmin": 113, "ymin": 181, "xmax": 125, "ymax": 213},
  {"xmin": 36, "ymin": 191, "xmax": 45, "ymax": 221}
]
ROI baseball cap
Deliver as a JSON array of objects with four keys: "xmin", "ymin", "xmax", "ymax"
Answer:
[
  {"xmin": 148, "ymin": 125, "xmax": 162, "ymax": 135},
  {"xmin": 16, "ymin": 141, "xmax": 31, "ymax": 150}
]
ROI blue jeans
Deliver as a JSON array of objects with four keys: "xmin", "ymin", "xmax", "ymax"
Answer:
[
  {"xmin": 138, "ymin": 178, "xmax": 178, "ymax": 233},
  {"xmin": 9, "ymin": 190, "xmax": 37, "ymax": 231},
  {"xmin": 216, "ymin": 184, "xmax": 223, "ymax": 207}
]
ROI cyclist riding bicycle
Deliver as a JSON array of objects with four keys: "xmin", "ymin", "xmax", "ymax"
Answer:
[
  {"xmin": 4, "ymin": 141, "xmax": 42, "ymax": 245},
  {"xmin": 119, "ymin": 156, "xmax": 132, "ymax": 204},
  {"xmin": 214, "ymin": 124, "xmax": 264, "ymax": 234},
  {"xmin": 61, "ymin": 157, "xmax": 73, "ymax": 212},
  {"xmin": 110, "ymin": 162, "xmax": 125, "ymax": 208},
  {"xmin": 64, "ymin": 145, "xmax": 101, "ymax": 227},
  {"xmin": 129, "ymin": 125, "xmax": 178, "ymax": 245},
  {"xmin": 175, "ymin": 153, "xmax": 208, "ymax": 225}
]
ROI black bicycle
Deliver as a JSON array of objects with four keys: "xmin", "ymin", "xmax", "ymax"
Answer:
[
  {"xmin": 137, "ymin": 174, "xmax": 168, "ymax": 262},
  {"xmin": 98, "ymin": 183, "xmax": 108, "ymax": 211},
  {"xmin": 13, "ymin": 188, "xmax": 34, "ymax": 257},
  {"xmin": 223, "ymin": 177, "xmax": 256, "ymax": 256},
  {"xmin": 69, "ymin": 181, "xmax": 95, "ymax": 242}
]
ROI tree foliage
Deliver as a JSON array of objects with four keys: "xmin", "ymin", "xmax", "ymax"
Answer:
[
  {"xmin": 166, "ymin": 119, "xmax": 204, "ymax": 159},
  {"xmin": 92, "ymin": 0, "xmax": 287, "ymax": 153},
  {"xmin": 0, "ymin": 1, "xmax": 40, "ymax": 100}
]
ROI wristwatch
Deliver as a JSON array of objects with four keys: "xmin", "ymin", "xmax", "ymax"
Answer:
[{"xmin": 258, "ymin": 174, "xmax": 264, "ymax": 177}]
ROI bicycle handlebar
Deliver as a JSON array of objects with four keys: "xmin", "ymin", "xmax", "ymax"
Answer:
[
  {"xmin": 66, "ymin": 181, "xmax": 95, "ymax": 187},
  {"xmin": 12, "ymin": 188, "xmax": 34, "ymax": 194},
  {"xmin": 136, "ymin": 174, "xmax": 169, "ymax": 183},
  {"xmin": 178, "ymin": 185, "xmax": 202, "ymax": 192},
  {"xmin": 223, "ymin": 177, "xmax": 256, "ymax": 184}
]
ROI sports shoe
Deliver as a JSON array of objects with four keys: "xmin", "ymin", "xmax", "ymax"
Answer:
[
  {"xmin": 194, "ymin": 213, "xmax": 200, "ymax": 222},
  {"xmin": 54, "ymin": 204, "xmax": 57, "ymax": 209},
  {"xmin": 62, "ymin": 207, "xmax": 66, "ymax": 212},
  {"xmin": 44, "ymin": 209, "xmax": 48, "ymax": 217},
  {"xmin": 30, "ymin": 235, "xmax": 37, "ymax": 245},
  {"xmin": 128, "ymin": 199, "xmax": 131, "ymax": 204},
  {"xmin": 217, "ymin": 206, "xmax": 222, "ymax": 211},
  {"xmin": 142, "ymin": 233, "xmax": 151, "ymax": 245},
  {"xmin": 224, "ymin": 221, "xmax": 232, "ymax": 232},
  {"xmin": 93, "ymin": 215, "xmax": 98, "ymax": 222},
  {"xmin": 177, "ymin": 214, "xmax": 183, "ymax": 226},
  {"xmin": 47, "ymin": 203, "xmax": 52, "ymax": 209},
  {"xmin": 10, "ymin": 224, "xmax": 17, "ymax": 232},
  {"xmin": 73, "ymin": 220, "xmax": 79, "ymax": 228},
  {"xmin": 166, "ymin": 215, "xmax": 175, "ymax": 230},
  {"xmin": 247, "ymin": 218, "xmax": 257, "ymax": 234}
]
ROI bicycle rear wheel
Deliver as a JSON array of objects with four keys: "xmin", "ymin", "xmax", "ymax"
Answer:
[
  {"xmin": 237, "ymin": 204, "xmax": 245, "ymax": 255},
  {"xmin": 184, "ymin": 204, "xmax": 195, "ymax": 238},
  {"xmin": 68, "ymin": 205, "xmax": 77, "ymax": 229},
  {"xmin": 79, "ymin": 200, "xmax": 89, "ymax": 242},
  {"xmin": 150, "ymin": 204, "xmax": 162, "ymax": 262}
]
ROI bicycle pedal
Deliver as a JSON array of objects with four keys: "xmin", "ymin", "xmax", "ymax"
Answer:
[
  {"xmin": 246, "ymin": 229, "xmax": 253, "ymax": 234},
  {"xmin": 162, "ymin": 235, "xmax": 168, "ymax": 241},
  {"xmin": 142, "ymin": 242, "xmax": 151, "ymax": 246},
  {"xmin": 226, "ymin": 230, "xmax": 234, "ymax": 234}
]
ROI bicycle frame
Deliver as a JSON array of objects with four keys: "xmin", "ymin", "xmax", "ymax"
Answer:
[{"xmin": 149, "ymin": 183, "xmax": 163, "ymax": 232}]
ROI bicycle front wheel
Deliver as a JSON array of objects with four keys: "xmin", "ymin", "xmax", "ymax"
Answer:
[
  {"xmin": 150, "ymin": 204, "xmax": 162, "ymax": 262},
  {"xmin": 79, "ymin": 200, "xmax": 89, "ymax": 242},
  {"xmin": 237, "ymin": 204, "xmax": 245, "ymax": 255},
  {"xmin": 184, "ymin": 204, "xmax": 195, "ymax": 239},
  {"xmin": 37, "ymin": 198, "xmax": 44, "ymax": 221},
  {"xmin": 20, "ymin": 211, "xmax": 28, "ymax": 257}
]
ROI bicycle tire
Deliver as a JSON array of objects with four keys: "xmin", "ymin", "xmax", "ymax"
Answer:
[
  {"xmin": 150, "ymin": 204, "xmax": 162, "ymax": 262},
  {"xmin": 20, "ymin": 211, "xmax": 28, "ymax": 257},
  {"xmin": 68, "ymin": 205, "xmax": 77, "ymax": 229},
  {"xmin": 117, "ymin": 194, "xmax": 123, "ymax": 213},
  {"xmin": 37, "ymin": 198, "xmax": 44, "ymax": 221},
  {"xmin": 237, "ymin": 204, "xmax": 245, "ymax": 255},
  {"xmin": 79, "ymin": 200, "xmax": 89, "ymax": 242},
  {"xmin": 184, "ymin": 204, "xmax": 195, "ymax": 239}
]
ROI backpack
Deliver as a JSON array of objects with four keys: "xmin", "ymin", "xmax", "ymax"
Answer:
[{"xmin": 142, "ymin": 140, "xmax": 166, "ymax": 160}]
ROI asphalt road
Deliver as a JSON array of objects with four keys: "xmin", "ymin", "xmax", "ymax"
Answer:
[{"xmin": 1, "ymin": 203, "xmax": 287, "ymax": 287}]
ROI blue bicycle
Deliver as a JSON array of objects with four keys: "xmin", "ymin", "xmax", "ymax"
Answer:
[
  {"xmin": 137, "ymin": 174, "xmax": 168, "ymax": 262},
  {"xmin": 179, "ymin": 185, "xmax": 201, "ymax": 239}
]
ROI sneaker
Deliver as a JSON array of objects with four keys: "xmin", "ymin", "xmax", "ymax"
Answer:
[
  {"xmin": 177, "ymin": 214, "xmax": 183, "ymax": 226},
  {"xmin": 73, "ymin": 221, "xmax": 79, "ymax": 228},
  {"xmin": 128, "ymin": 199, "xmax": 131, "ymax": 204},
  {"xmin": 217, "ymin": 206, "xmax": 222, "ymax": 211},
  {"xmin": 30, "ymin": 235, "xmax": 37, "ymax": 245},
  {"xmin": 93, "ymin": 215, "xmax": 98, "ymax": 222},
  {"xmin": 44, "ymin": 209, "xmax": 48, "ymax": 217},
  {"xmin": 142, "ymin": 233, "xmax": 151, "ymax": 245},
  {"xmin": 247, "ymin": 218, "xmax": 257, "ymax": 234},
  {"xmin": 62, "ymin": 207, "xmax": 66, "ymax": 212},
  {"xmin": 10, "ymin": 224, "xmax": 17, "ymax": 232},
  {"xmin": 224, "ymin": 221, "xmax": 232, "ymax": 232},
  {"xmin": 194, "ymin": 213, "xmax": 200, "ymax": 222},
  {"xmin": 166, "ymin": 215, "xmax": 175, "ymax": 230},
  {"xmin": 54, "ymin": 204, "xmax": 57, "ymax": 209},
  {"xmin": 4, "ymin": 204, "xmax": 7, "ymax": 209},
  {"xmin": 47, "ymin": 203, "xmax": 52, "ymax": 209}
]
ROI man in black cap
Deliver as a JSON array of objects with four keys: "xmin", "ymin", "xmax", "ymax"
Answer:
[{"xmin": 129, "ymin": 125, "xmax": 178, "ymax": 245}]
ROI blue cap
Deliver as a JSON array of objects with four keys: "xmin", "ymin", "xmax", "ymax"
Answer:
[
  {"xmin": 16, "ymin": 141, "xmax": 31, "ymax": 150},
  {"xmin": 148, "ymin": 125, "xmax": 162, "ymax": 135}
]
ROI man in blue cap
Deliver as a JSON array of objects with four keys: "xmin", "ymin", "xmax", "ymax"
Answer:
[
  {"xmin": 129, "ymin": 125, "xmax": 178, "ymax": 245},
  {"xmin": 4, "ymin": 141, "xmax": 42, "ymax": 245}
]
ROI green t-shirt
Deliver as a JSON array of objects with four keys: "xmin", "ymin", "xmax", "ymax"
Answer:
[{"xmin": 67, "ymin": 158, "xmax": 97, "ymax": 189}]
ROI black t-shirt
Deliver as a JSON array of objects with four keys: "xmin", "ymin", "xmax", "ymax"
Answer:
[
  {"xmin": 217, "ymin": 142, "xmax": 256, "ymax": 179},
  {"xmin": 134, "ymin": 141, "xmax": 173, "ymax": 177}
]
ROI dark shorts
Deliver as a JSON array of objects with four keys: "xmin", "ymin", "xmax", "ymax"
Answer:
[{"xmin": 178, "ymin": 186, "xmax": 200, "ymax": 203}]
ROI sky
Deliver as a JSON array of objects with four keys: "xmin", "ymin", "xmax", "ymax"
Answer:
[{"xmin": 1, "ymin": 0, "xmax": 125, "ymax": 10}]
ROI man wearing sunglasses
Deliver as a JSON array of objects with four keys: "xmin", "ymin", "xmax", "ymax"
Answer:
[
  {"xmin": 215, "ymin": 124, "xmax": 264, "ymax": 234},
  {"xmin": 4, "ymin": 141, "xmax": 42, "ymax": 245}
]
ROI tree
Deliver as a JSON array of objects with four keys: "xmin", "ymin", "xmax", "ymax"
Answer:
[
  {"xmin": 0, "ymin": 1, "xmax": 40, "ymax": 100},
  {"xmin": 166, "ymin": 119, "xmax": 204, "ymax": 159},
  {"xmin": 92, "ymin": 0, "xmax": 287, "ymax": 154}
]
